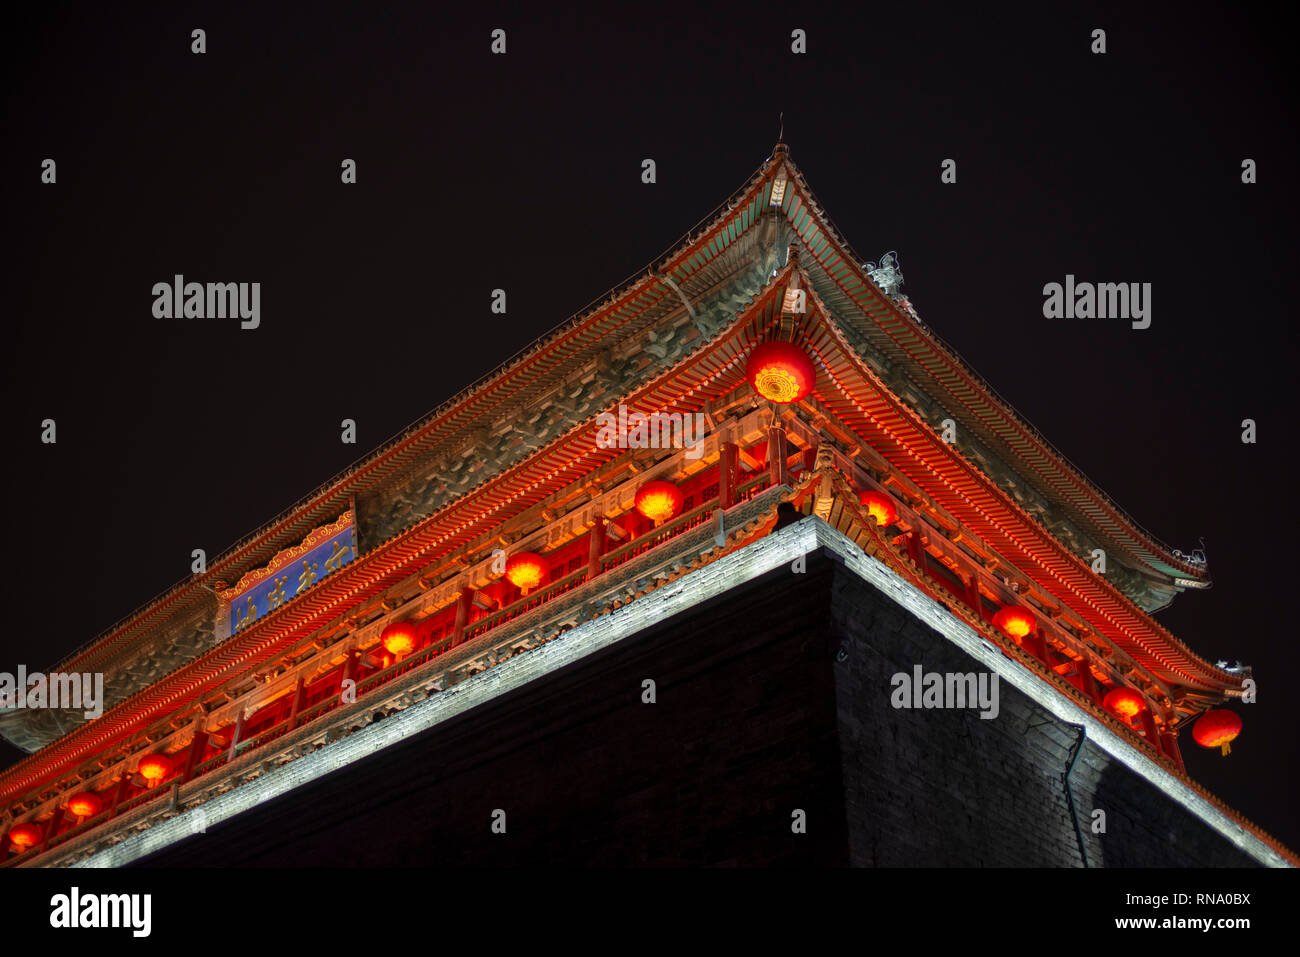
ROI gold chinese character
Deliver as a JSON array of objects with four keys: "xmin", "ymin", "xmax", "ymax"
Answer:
[
  {"xmin": 323, "ymin": 539, "xmax": 351, "ymax": 575},
  {"xmin": 235, "ymin": 595, "xmax": 258, "ymax": 631},
  {"xmin": 267, "ymin": 575, "xmax": 288, "ymax": 610},
  {"xmin": 297, "ymin": 559, "xmax": 319, "ymax": 594}
]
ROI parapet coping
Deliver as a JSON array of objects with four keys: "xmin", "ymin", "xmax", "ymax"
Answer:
[{"xmin": 67, "ymin": 517, "xmax": 1289, "ymax": 868}]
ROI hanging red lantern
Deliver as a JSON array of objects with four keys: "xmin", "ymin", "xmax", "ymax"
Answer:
[
  {"xmin": 138, "ymin": 753, "xmax": 174, "ymax": 786},
  {"xmin": 66, "ymin": 792, "xmax": 104, "ymax": 820},
  {"xmin": 8, "ymin": 822, "xmax": 42, "ymax": 850},
  {"xmin": 858, "ymin": 489, "xmax": 898, "ymax": 527},
  {"xmin": 380, "ymin": 619, "xmax": 419, "ymax": 657},
  {"xmin": 992, "ymin": 606, "xmax": 1036, "ymax": 640},
  {"xmin": 1103, "ymin": 687, "xmax": 1146, "ymax": 720},
  {"xmin": 746, "ymin": 341, "xmax": 816, "ymax": 404},
  {"xmin": 1192, "ymin": 709, "xmax": 1242, "ymax": 756},
  {"xmin": 635, "ymin": 480, "xmax": 685, "ymax": 525},
  {"xmin": 505, "ymin": 552, "xmax": 548, "ymax": 593}
]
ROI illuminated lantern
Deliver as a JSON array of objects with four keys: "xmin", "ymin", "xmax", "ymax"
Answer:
[
  {"xmin": 137, "ymin": 753, "xmax": 174, "ymax": 786},
  {"xmin": 8, "ymin": 823, "xmax": 42, "ymax": 850},
  {"xmin": 746, "ymin": 341, "xmax": 816, "ymax": 404},
  {"xmin": 66, "ymin": 792, "xmax": 103, "ymax": 820},
  {"xmin": 1193, "ymin": 709, "xmax": 1242, "ymax": 756},
  {"xmin": 635, "ymin": 480, "xmax": 685, "ymax": 525},
  {"xmin": 505, "ymin": 552, "xmax": 548, "ymax": 593},
  {"xmin": 1103, "ymin": 687, "xmax": 1146, "ymax": 720},
  {"xmin": 992, "ymin": 606, "xmax": 1036, "ymax": 641},
  {"xmin": 381, "ymin": 619, "xmax": 419, "ymax": 657},
  {"xmin": 858, "ymin": 490, "xmax": 898, "ymax": 527}
]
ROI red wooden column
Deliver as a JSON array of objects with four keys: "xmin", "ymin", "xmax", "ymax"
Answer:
[
  {"xmin": 964, "ymin": 575, "xmax": 985, "ymax": 621},
  {"xmin": 1160, "ymin": 729, "xmax": 1187, "ymax": 773},
  {"xmin": 1139, "ymin": 708, "xmax": 1162, "ymax": 750},
  {"xmin": 1075, "ymin": 656, "xmax": 1102, "ymax": 705},
  {"xmin": 719, "ymin": 442, "xmax": 738, "ymax": 507},
  {"xmin": 107, "ymin": 772, "xmax": 132, "ymax": 819},
  {"xmin": 39, "ymin": 806, "xmax": 65, "ymax": 853},
  {"xmin": 226, "ymin": 710, "xmax": 246, "ymax": 761},
  {"xmin": 341, "ymin": 649, "xmax": 359, "ymax": 702},
  {"xmin": 587, "ymin": 518, "xmax": 607, "ymax": 580},
  {"xmin": 767, "ymin": 427, "xmax": 788, "ymax": 487},
  {"xmin": 451, "ymin": 586, "xmax": 475, "ymax": 647},
  {"xmin": 287, "ymin": 676, "xmax": 306, "ymax": 729},
  {"xmin": 1027, "ymin": 627, "xmax": 1050, "ymax": 665},
  {"xmin": 905, "ymin": 530, "xmax": 924, "ymax": 568},
  {"xmin": 180, "ymin": 727, "xmax": 210, "ymax": 784}
]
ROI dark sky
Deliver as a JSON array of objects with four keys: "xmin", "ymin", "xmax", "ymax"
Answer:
[{"xmin": 4, "ymin": 1, "xmax": 1297, "ymax": 853}]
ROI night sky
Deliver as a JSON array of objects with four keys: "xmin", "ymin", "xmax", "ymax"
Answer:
[{"xmin": 4, "ymin": 1, "xmax": 1297, "ymax": 855}]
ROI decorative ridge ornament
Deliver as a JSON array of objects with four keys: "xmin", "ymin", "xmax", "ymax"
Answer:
[{"xmin": 865, "ymin": 251, "xmax": 905, "ymax": 297}]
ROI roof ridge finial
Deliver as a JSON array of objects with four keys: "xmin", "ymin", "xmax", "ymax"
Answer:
[{"xmin": 772, "ymin": 114, "xmax": 789, "ymax": 160}]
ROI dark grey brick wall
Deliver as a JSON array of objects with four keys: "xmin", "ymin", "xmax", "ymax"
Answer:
[{"xmin": 828, "ymin": 557, "xmax": 1259, "ymax": 867}]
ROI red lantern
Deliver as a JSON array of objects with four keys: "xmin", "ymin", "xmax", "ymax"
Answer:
[
  {"xmin": 66, "ymin": 792, "xmax": 104, "ymax": 820},
  {"xmin": 505, "ymin": 552, "xmax": 548, "ymax": 593},
  {"xmin": 746, "ymin": 341, "xmax": 816, "ymax": 404},
  {"xmin": 1193, "ymin": 709, "xmax": 1242, "ymax": 756},
  {"xmin": 138, "ymin": 753, "xmax": 173, "ymax": 786},
  {"xmin": 635, "ymin": 480, "xmax": 685, "ymax": 525},
  {"xmin": 381, "ymin": 619, "xmax": 419, "ymax": 657},
  {"xmin": 992, "ymin": 606, "xmax": 1036, "ymax": 640},
  {"xmin": 8, "ymin": 822, "xmax": 42, "ymax": 850},
  {"xmin": 858, "ymin": 490, "xmax": 898, "ymax": 527},
  {"xmin": 1103, "ymin": 687, "xmax": 1146, "ymax": 720}
]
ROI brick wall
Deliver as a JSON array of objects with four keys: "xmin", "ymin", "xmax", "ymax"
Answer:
[{"xmin": 828, "ymin": 559, "xmax": 1259, "ymax": 867}]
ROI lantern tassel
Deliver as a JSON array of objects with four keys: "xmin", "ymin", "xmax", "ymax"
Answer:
[{"xmin": 1221, "ymin": 742, "xmax": 1231, "ymax": 756}]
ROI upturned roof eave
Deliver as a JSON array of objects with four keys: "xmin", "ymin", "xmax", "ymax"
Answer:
[{"xmin": 773, "ymin": 158, "xmax": 1209, "ymax": 589}]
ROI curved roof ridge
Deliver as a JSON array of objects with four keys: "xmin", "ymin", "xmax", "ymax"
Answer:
[{"xmin": 779, "ymin": 156, "xmax": 1208, "ymax": 582}]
